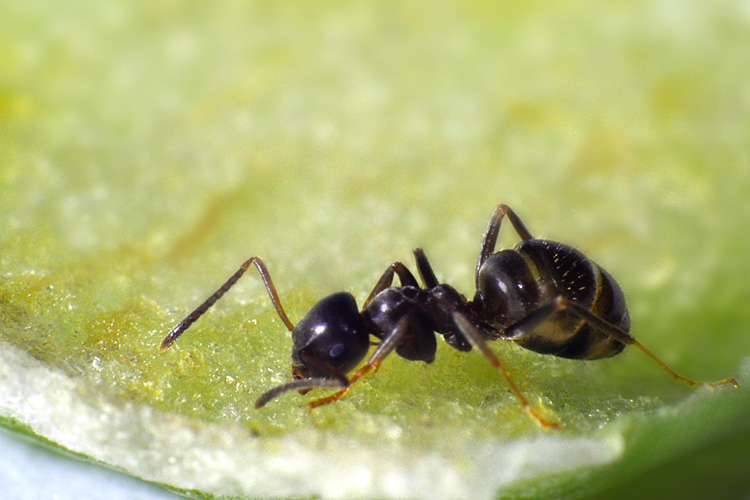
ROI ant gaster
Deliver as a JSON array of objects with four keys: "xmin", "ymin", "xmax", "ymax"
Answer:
[{"xmin": 160, "ymin": 204, "xmax": 738, "ymax": 429}]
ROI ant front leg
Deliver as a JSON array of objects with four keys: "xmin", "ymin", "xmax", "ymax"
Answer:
[
  {"xmin": 476, "ymin": 204, "xmax": 535, "ymax": 289},
  {"xmin": 307, "ymin": 316, "xmax": 412, "ymax": 410},
  {"xmin": 256, "ymin": 335, "xmax": 361, "ymax": 409},
  {"xmin": 362, "ymin": 262, "xmax": 419, "ymax": 309}
]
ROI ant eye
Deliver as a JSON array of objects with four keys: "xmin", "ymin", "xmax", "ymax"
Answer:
[{"xmin": 329, "ymin": 343, "xmax": 346, "ymax": 359}]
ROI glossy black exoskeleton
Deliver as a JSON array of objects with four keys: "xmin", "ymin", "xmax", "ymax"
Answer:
[{"xmin": 160, "ymin": 204, "xmax": 738, "ymax": 428}]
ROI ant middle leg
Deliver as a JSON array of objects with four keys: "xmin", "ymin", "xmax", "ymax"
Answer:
[
  {"xmin": 413, "ymin": 248, "xmax": 440, "ymax": 288},
  {"xmin": 476, "ymin": 204, "xmax": 535, "ymax": 289},
  {"xmin": 451, "ymin": 312, "xmax": 561, "ymax": 430},
  {"xmin": 160, "ymin": 256, "xmax": 294, "ymax": 351}
]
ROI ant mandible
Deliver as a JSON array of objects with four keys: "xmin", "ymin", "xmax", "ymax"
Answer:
[{"xmin": 160, "ymin": 204, "xmax": 738, "ymax": 429}]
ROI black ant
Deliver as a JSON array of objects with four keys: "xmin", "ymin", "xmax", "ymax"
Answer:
[{"xmin": 160, "ymin": 204, "xmax": 738, "ymax": 429}]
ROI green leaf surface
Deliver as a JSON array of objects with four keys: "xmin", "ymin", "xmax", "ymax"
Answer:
[{"xmin": 1, "ymin": 1, "xmax": 749, "ymax": 499}]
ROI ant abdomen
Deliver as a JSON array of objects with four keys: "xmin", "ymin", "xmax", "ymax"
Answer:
[
  {"xmin": 476, "ymin": 239, "xmax": 630, "ymax": 360},
  {"xmin": 475, "ymin": 249, "xmax": 541, "ymax": 324}
]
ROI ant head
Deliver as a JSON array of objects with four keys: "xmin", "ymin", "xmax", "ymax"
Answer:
[{"xmin": 290, "ymin": 292, "xmax": 371, "ymax": 379}]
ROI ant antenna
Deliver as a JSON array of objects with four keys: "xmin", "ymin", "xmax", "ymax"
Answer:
[
  {"xmin": 255, "ymin": 378, "xmax": 348, "ymax": 409},
  {"xmin": 160, "ymin": 256, "xmax": 294, "ymax": 351}
]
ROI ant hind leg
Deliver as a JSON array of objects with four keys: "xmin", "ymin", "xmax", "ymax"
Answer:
[
  {"xmin": 476, "ymin": 204, "xmax": 535, "ymax": 289},
  {"xmin": 558, "ymin": 298, "xmax": 738, "ymax": 388},
  {"xmin": 506, "ymin": 297, "xmax": 738, "ymax": 388}
]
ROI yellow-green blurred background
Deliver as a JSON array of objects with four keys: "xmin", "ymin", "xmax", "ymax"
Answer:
[{"xmin": 1, "ymin": 1, "xmax": 749, "ymax": 499}]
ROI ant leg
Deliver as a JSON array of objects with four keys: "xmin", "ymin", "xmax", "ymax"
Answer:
[
  {"xmin": 307, "ymin": 316, "xmax": 411, "ymax": 409},
  {"xmin": 451, "ymin": 312, "xmax": 561, "ymax": 430},
  {"xmin": 160, "ymin": 257, "xmax": 294, "ymax": 351},
  {"xmin": 362, "ymin": 262, "xmax": 419, "ymax": 309},
  {"xmin": 413, "ymin": 248, "xmax": 440, "ymax": 288},
  {"xmin": 476, "ymin": 204, "xmax": 535, "ymax": 289},
  {"xmin": 556, "ymin": 298, "xmax": 739, "ymax": 388},
  {"xmin": 255, "ymin": 350, "xmax": 351, "ymax": 408},
  {"xmin": 504, "ymin": 297, "xmax": 738, "ymax": 388}
]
